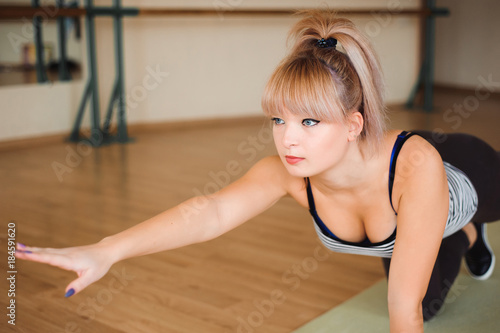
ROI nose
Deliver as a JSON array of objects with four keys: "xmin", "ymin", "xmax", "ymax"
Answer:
[{"xmin": 280, "ymin": 123, "xmax": 301, "ymax": 148}]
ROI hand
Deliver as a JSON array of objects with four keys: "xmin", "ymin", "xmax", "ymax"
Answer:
[{"xmin": 15, "ymin": 242, "xmax": 114, "ymax": 297}]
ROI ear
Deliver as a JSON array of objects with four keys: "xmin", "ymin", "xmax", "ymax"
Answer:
[{"xmin": 347, "ymin": 111, "xmax": 363, "ymax": 142}]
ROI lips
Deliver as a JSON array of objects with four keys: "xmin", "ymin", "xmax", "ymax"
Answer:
[{"xmin": 285, "ymin": 155, "xmax": 305, "ymax": 165}]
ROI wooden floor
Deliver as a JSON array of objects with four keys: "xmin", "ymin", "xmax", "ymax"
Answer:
[{"xmin": 1, "ymin": 90, "xmax": 499, "ymax": 333}]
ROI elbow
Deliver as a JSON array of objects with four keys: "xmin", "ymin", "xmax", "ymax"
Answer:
[
  {"xmin": 388, "ymin": 295, "xmax": 422, "ymax": 316},
  {"xmin": 387, "ymin": 294, "xmax": 424, "ymax": 331},
  {"xmin": 388, "ymin": 288, "xmax": 423, "ymax": 313}
]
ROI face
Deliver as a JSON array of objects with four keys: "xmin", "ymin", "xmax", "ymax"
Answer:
[{"xmin": 271, "ymin": 110, "xmax": 351, "ymax": 178}]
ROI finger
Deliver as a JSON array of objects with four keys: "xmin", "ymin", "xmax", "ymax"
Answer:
[
  {"xmin": 64, "ymin": 287, "xmax": 76, "ymax": 298},
  {"xmin": 17, "ymin": 244, "xmax": 65, "ymax": 254},
  {"xmin": 65, "ymin": 269, "xmax": 104, "ymax": 298},
  {"xmin": 16, "ymin": 243, "xmax": 40, "ymax": 252},
  {"xmin": 15, "ymin": 244, "xmax": 73, "ymax": 260},
  {"xmin": 14, "ymin": 251, "xmax": 75, "ymax": 271},
  {"xmin": 16, "ymin": 243, "xmax": 43, "ymax": 251},
  {"xmin": 14, "ymin": 250, "xmax": 34, "ymax": 260}
]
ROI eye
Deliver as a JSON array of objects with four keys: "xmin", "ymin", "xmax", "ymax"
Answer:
[
  {"xmin": 271, "ymin": 117, "xmax": 285, "ymax": 125},
  {"xmin": 302, "ymin": 119, "xmax": 320, "ymax": 127}
]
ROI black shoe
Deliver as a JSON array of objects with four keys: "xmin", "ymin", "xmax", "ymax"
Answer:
[{"xmin": 465, "ymin": 223, "xmax": 495, "ymax": 280}]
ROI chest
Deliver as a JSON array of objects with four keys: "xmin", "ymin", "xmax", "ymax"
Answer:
[{"xmin": 290, "ymin": 179, "xmax": 398, "ymax": 244}]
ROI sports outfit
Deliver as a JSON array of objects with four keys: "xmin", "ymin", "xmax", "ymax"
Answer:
[{"xmin": 305, "ymin": 130, "xmax": 500, "ymax": 320}]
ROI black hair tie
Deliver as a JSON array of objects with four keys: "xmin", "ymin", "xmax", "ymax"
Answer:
[{"xmin": 316, "ymin": 38, "xmax": 337, "ymax": 49}]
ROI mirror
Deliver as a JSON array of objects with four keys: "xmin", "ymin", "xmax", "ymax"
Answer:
[{"xmin": 0, "ymin": 0, "xmax": 83, "ymax": 87}]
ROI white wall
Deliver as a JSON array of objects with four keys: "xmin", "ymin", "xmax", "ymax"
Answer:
[
  {"xmin": 0, "ymin": 0, "xmax": 420, "ymax": 142},
  {"xmin": 435, "ymin": 0, "xmax": 500, "ymax": 91}
]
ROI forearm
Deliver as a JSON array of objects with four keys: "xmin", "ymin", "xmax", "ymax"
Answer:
[{"xmin": 98, "ymin": 195, "xmax": 221, "ymax": 264}]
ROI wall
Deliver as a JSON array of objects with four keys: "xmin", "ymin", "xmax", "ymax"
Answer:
[
  {"xmin": 0, "ymin": 0, "xmax": 420, "ymax": 142},
  {"xmin": 435, "ymin": 0, "xmax": 500, "ymax": 91}
]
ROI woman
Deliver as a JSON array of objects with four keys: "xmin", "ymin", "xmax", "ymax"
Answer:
[{"xmin": 16, "ymin": 10, "xmax": 499, "ymax": 332}]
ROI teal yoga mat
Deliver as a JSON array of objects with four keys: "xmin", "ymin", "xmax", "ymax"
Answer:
[{"xmin": 293, "ymin": 223, "xmax": 500, "ymax": 332}]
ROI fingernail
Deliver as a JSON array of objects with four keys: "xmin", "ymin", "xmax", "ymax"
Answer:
[
  {"xmin": 17, "ymin": 243, "xmax": 26, "ymax": 248},
  {"xmin": 16, "ymin": 250, "xmax": 32, "ymax": 254},
  {"xmin": 65, "ymin": 289, "xmax": 75, "ymax": 298}
]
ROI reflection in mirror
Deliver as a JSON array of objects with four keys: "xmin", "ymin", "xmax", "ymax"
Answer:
[{"xmin": 0, "ymin": 4, "xmax": 83, "ymax": 87}]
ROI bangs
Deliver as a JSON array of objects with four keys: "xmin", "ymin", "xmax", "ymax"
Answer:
[{"xmin": 262, "ymin": 57, "xmax": 347, "ymax": 123}]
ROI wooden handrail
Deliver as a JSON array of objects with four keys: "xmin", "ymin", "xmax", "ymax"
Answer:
[
  {"xmin": 0, "ymin": 5, "xmax": 448, "ymax": 20},
  {"xmin": 0, "ymin": 6, "xmax": 85, "ymax": 19},
  {"xmin": 138, "ymin": 8, "xmax": 436, "ymax": 17}
]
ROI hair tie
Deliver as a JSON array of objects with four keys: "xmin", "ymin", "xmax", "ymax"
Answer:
[{"xmin": 316, "ymin": 38, "xmax": 337, "ymax": 49}]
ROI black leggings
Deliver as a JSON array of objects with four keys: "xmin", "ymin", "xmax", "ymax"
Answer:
[{"xmin": 382, "ymin": 130, "xmax": 500, "ymax": 321}]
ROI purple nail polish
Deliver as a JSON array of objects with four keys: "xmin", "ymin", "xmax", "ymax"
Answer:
[
  {"xmin": 17, "ymin": 243, "xmax": 26, "ymax": 248},
  {"xmin": 65, "ymin": 289, "xmax": 75, "ymax": 298}
]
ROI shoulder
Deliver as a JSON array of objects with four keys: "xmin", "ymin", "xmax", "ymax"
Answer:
[
  {"xmin": 380, "ymin": 129, "xmax": 445, "ymax": 181},
  {"xmin": 390, "ymin": 132, "xmax": 448, "ymax": 212},
  {"xmin": 396, "ymin": 133, "xmax": 444, "ymax": 178}
]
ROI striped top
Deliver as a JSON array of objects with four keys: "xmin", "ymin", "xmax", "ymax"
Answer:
[{"xmin": 306, "ymin": 131, "xmax": 478, "ymax": 258}]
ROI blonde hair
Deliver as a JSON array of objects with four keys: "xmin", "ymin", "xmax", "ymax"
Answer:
[{"xmin": 261, "ymin": 10, "xmax": 387, "ymax": 155}]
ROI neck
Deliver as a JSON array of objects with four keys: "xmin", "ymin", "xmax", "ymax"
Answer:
[{"xmin": 310, "ymin": 141, "xmax": 378, "ymax": 194}]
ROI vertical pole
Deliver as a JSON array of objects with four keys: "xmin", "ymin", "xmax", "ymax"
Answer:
[
  {"xmin": 103, "ymin": 81, "xmax": 118, "ymax": 136},
  {"xmin": 69, "ymin": 81, "xmax": 92, "ymax": 141},
  {"xmin": 113, "ymin": 0, "xmax": 129, "ymax": 142},
  {"xmin": 85, "ymin": 0, "xmax": 102, "ymax": 144},
  {"xmin": 56, "ymin": 0, "xmax": 71, "ymax": 81},
  {"xmin": 69, "ymin": 3, "xmax": 137, "ymax": 145},
  {"xmin": 31, "ymin": 0, "xmax": 48, "ymax": 83},
  {"xmin": 405, "ymin": 66, "xmax": 423, "ymax": 109},
  {"xmin": 423, "ymin": 0, "xmax": 436, "ymax": 112}
]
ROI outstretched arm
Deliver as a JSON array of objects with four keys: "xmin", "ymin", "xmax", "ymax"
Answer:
[{"xmin": 15, "ymin": 156, "xmax": 288, "ymax": 297}]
